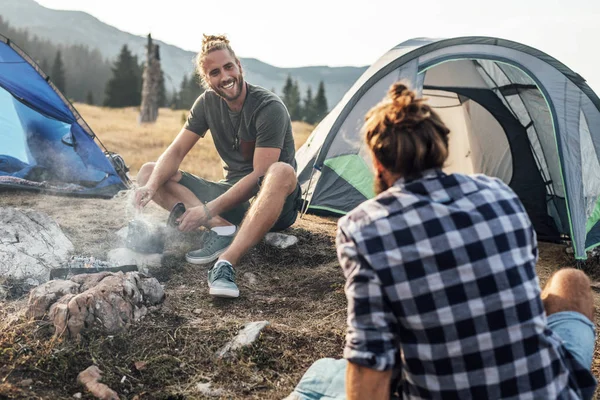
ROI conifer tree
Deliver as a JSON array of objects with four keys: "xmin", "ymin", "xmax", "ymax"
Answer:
[
  {"xmin": 86, "ymin": 91, "xmax": 94, "ymax": 105},
  {"xmin": 176, "ymin": 73, "xmax": 205, "ymax": 109},
  {"xmin": 303, "ymin": 86, "xmax": 315, "ymax": 124},
  {"xmin": 51, "ymin": 50, "xmax": 66, "ymax": 94},
  {"xmin": 314, "ymin": 81, "xmax": 329, "ymax": 123},
  {"xmin": 282, "ymin": 75, "xmax": 302, "ymax": 121},
  {"xmin": 104, "ymin": 45, "xmax": 142, "ymax": 107},
  {"xmin": 39, "ymin": 58, "xmax": 50, "ymax": 75}
]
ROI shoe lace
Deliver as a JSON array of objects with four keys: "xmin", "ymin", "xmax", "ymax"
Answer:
[{"xmin": 212, "ymin": 263, "xmax": 235, "ymax": 281}]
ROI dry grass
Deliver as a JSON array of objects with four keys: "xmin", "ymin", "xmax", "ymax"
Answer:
[{"xmin": 75, "ymin": 103, "xmax": 315, "ymax": 179}]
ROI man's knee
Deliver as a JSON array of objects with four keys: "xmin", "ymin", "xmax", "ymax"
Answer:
[
  {"xmin": 137, "ymin": 162, "xmax": 156, "ymax": 186},
  {"xmin": 542, "ymin": 268, "xmax": 594, "ymax": 320},
  {"xmin": 264, "ymin": 162, "xmax": 297, "ymax": 194}
]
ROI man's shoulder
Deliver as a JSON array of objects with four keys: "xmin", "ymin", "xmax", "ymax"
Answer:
[
  {"xmin": 247, "ymin": 84, "xmax": 287, "ymax": 112},
  {"xmin": 339, "ymin": 188, "xmax": 420, "ymax": 237}
]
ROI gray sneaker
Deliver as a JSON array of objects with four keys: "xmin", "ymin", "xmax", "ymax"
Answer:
[
  {"xmin": 208, "ymin": 260, "xmax": 239, "ymax": 298},
  {"xmin": 185, "ymin": 230, "xmax": 235, "ymax": 265}
]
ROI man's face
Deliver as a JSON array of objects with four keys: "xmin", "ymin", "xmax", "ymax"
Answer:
[{"xmin": 203, "ymin": 49, "xmax": 244, "ymax": 102}]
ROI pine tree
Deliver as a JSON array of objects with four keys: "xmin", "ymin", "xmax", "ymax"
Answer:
[
  {"xmin": 86, "ymin": 91, "xmax": 94, "ymax": 105},
  {"xmin": 39, "ymin": 58, "xmax": 50, "ymax": 75},
  {"xmin": 314, "ymin": 81, "xmax": 329, "ymax": 123},
  {"xmin": 104, "ymin": 45, "xmax": 142, "ymax": 107},
  {"xmin": 176, "ymin": 72, "xmax": 204, "ymax": 110},
  {"xmin": 303, "ymin": 86, "xmax": 315, "ymax": 124},
  {"xmin": 282, "ymin": 75, "xmax": 302, "ymax": 121},
  {"xmin": 51, "ymin": 50, "xmax": 66, "ymax": 94}
]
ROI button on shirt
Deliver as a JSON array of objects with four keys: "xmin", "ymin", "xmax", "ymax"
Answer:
[{"xmin": 337, "ymin": 170, "xmax": 596, "ymax": 399}]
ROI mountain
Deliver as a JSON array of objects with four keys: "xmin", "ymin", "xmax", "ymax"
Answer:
[{"xmin": 0, "ymin": 0, "xmax": 368, "ymax": 108}]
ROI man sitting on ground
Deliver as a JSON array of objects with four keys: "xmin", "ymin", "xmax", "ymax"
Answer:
[
  {"xmin": 134, "ymin": 34, "xmax": 300, "ymax": 299},
  {"xmin": 289, "ymin": 82, "xmax": 596, "ymax": 399}
]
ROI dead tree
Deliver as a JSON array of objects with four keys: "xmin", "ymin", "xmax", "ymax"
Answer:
[{"xmin": 139, "ymin": 34, "xmax": 161, "ymax": 123}]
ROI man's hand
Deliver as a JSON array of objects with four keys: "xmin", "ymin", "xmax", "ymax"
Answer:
[
  {"xmin": 177, "ymin": 205, "xmax": 209, "ymax": 232},
  {"xmin": 134, "ymin": 185, "xmax": 156, "ymax": 209}
]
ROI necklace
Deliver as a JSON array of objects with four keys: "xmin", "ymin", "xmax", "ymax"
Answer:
[{"xmin": 227, "ymin": 82, "xmax": 248, "ymax": 151}]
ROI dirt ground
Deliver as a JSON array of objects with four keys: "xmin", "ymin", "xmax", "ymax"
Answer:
[{"xmin": 1, "ymin": 189, "xmax": 600, "ymax": 399}]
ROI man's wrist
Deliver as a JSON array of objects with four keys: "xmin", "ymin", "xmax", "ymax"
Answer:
[{"xmin": 202, "ymin": 202, "xmax": 213, "ymax": 221}]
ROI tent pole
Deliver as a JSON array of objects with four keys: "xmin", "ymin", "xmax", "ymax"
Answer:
[{"xmin": 300, "ymin": 166, "xmax": 317, "ymax": 219}]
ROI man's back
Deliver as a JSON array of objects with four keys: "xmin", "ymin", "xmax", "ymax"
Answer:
[{"xmin": 338, "ymin": 170, "xmax": 595, "ymax": 399}]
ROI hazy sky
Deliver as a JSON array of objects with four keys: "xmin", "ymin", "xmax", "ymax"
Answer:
[{"xmin": 36, "ymin": 0, "xmax": 600, "ymax": 91}]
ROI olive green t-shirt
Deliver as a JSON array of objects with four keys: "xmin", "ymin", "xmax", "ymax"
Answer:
[{"xmin": 184, "ymin": 83, "xmax": 296, "ymax": 184}]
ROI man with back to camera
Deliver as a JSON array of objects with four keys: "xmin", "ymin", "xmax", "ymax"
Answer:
[
  {"xmin": 289, "ymin": 82, "xmax": 596, "ymax": 399},
  {"xmin": 134, "ymin": 34, "xmax": 300, "ymax": 299}
]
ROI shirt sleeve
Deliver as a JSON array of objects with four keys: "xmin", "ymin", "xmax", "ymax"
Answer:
[
  {"xmin": 337, "ymin": 225, "xmax": 399, "ymax": 371},
  {"xmin": 184, "ymin": 94, "xmax": 209, "ymax": 137},
  {"xmin": 254, "ymin": 101, "xmax": 289, "ymax": 149}
]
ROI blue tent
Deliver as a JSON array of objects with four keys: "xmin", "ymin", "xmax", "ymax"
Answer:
[{"xmin": 0, "ymin": 34, "xmax": 129, "ymax": 197}]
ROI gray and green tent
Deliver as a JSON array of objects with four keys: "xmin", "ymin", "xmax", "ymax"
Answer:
[{"xmin": 296, "ymin": 36, "xmax": 600, "ymax": 259}]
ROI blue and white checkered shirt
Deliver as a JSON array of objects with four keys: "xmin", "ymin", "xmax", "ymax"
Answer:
[{"xmin": 337, "ymin": 170, "xmax": 596, "ymax": 399}]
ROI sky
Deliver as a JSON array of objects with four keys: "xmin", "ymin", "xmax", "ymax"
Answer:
[{"xmin": 35, "ymin": 0, "xmax": 600, "ymax": 92}]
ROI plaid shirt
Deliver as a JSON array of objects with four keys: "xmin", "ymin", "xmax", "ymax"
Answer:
[{"xmin": 337, "ymin": 170, "xmax": 596, "ymax": 399}]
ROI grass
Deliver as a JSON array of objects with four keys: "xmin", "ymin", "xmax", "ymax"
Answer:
[{"xmin": 74, "ymin": 103, "xmax": 315, "ymax": 179}]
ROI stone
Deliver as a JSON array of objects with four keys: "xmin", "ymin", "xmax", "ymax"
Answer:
[
  {"xmin": 195, "ymin": 382, "xmax": 224, "ymax": 397},
  {"xmin": 244, "ymin": 272, "xmax": 257, "ymax": 285},
  {"xmin": 73, "ymin": 393, "xmax": 83, "ymax": 399},
  {"xmin": 77, "ymin": 365, "xmax": 119, "ymax": 400},
  {"xmin": 107, "ymin": 248, "xmax": 162, "ymax": 274},
  {"xmin": 18, "ymin": 378, "xmax": 33, "ymax": 387},
  {"xmin": 264, "ymin": 232, "xmax": 298, "ymax": 249},
  {"xmin": 115, "ymin": 226, "xmax": 129, "ymax": 241},
  {"xmin": 26, "ymin": 279, "xmax": 80, "ymax": 319},
  {"xmin": 217, "ymin": 321, "xmax": 270, "ymax": 358},
  {"xmin": 27, "ymin": 271, "xmax": 165, "ymax": 338},
  {"xmin": 0, "ymin": 207, "xmax": 74, "ymax": 283},
  {"xmin": 133, "ymin": 361, "xmax": 147, "ymax": 371}
]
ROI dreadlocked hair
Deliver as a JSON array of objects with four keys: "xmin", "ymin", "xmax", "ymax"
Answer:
[
  {"xmin": 364, "ymin": 82, "xmax": 450, "ymax": 180},
  {"xmin": 195, "ymin": 34, "xmax": 239, "ymax": 88}
]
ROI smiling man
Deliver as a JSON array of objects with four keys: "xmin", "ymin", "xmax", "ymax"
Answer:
[{"xmin": 134, "ymin": 34, "xmax": 300, "ymax": 298}]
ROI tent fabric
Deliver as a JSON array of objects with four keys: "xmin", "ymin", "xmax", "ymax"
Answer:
[
  {"xmin": 297, "ymin": 36, "xmax": 600, "ymax": 259},
  {"xmin": 0, "ymin": 34, "xmax": 128, "ymax": 196}
]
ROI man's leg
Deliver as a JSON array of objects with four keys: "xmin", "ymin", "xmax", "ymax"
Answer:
[
  {"xmin": 541, "ymin": 268, "xmax": 594, "ymax": 320},
  {"xmin": 137, "ymin": 162, "xmax": 233, "ymax": 228},
  {"xmin": 219, "ymin": 162, "xmax": 298, "ymax": 266},
  {"xmin": 206, "ymin": 163, "xmax": 297, "ymax": 298},
  {"xmin": 541, "ymin": 268, "xmax": 596, "ymax": 369}
]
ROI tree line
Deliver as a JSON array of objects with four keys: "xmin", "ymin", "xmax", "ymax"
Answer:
[
  {"xmin": 1, "ymin": 17, "xmax": 329, "ymax": 122},
  {"xmin": 280, "ymin": 75, "xmax": 328, "ymax": 124}
]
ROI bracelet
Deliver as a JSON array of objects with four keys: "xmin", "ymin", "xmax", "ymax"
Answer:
[{"xmin": 202, "ymin": 202, "xmax": 212, "ymax": 221}]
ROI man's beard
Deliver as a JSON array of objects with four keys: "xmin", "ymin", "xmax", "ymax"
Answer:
[
  {"xmin": 374, "ymin": 173, "xmax": 390, "ymax": 195},
  {"xmin": 214, "ymin": 74, "xmax": 244, "ymax": 102}
]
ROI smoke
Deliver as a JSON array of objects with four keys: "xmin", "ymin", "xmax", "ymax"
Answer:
[{"xmin": 118, "ymin": 188, "xmax": 167, "ymax": 254}]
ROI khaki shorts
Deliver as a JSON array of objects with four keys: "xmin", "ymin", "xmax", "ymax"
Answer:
[{"xmin": 178, "ymin": 171, "xmax": 301, "ymax": 231}]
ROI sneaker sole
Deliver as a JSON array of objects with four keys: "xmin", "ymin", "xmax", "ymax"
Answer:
[
  {"xmin": 209, "ymin": 286, "xmax": 239, "ymax": 298},
  {"xmin": 185, "ymin": 247, "xmax": 229, "ymax": 265}
]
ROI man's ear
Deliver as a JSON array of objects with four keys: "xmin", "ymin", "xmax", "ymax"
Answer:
[
  {"xmin": 237, "ymin": 60, "xmax": 243, "ymax": 75},
  {"xmin": 372, "ymin": 156, "xmax": 385, "ymax": 175}
]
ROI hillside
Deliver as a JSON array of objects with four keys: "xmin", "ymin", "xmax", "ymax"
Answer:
[{"xmin": 0, "ymin": 0, "xmax": 368, "ymax": 108}]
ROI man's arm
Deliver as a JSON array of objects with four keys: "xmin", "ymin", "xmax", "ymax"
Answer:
[
  {"xmin": 135, "ymin": 128, "xmax": 200, "ymax": 207},
  {"xmin": 346, "ymin": 362, "xmax": 392, "ymax": 400},
  {"xmin": 337, "ymin": 226, "xmax": 399, "ymax": 400}
]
